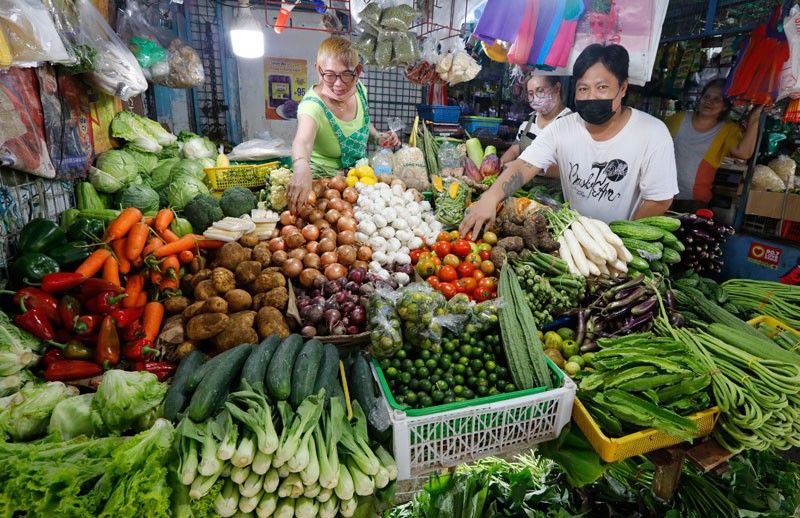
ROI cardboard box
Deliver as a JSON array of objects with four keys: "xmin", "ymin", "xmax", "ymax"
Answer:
[{"xmin": 745, "ymin": 191, "xmax": 800, "ymax": 222}]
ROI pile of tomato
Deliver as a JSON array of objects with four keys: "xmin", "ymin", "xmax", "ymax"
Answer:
[{"xmin": 411, "ymin": 231, "xmax": 498, "ymax": 301}]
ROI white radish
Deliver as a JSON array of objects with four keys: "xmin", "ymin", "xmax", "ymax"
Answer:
[
  {"xmin": 612, "ymin": 242, "xmax": 634, "ymax": 262},
  {"xmin": 557, "ymin": 237, "xmax": 581, "ymax": 276},
  {"xmin": 610, "ymin": 259, "xmax": 629, "ymax": 273},
  {"xmin": 592, "ymin": 218, "xmax": 624, "ymax": 247},
  {"xmin": 596, "ymin": 261, "xmax": 610, "ymax": 276},
  {"xmin": 571, "ymin": 220, "xmax": 611, "ymax": 263},
  {"xmin": 563, "ymin": 229, "xmax": 591, "ymax": 277},
  {"xmin": 579, "ymin": 217, "xmax": 617, "ymax": 261},
  {"xmin": 585, "ymin": 258, "xmax": 601, "ymax": 276}
]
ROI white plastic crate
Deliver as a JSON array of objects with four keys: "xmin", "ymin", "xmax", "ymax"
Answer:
[{"xmin": 374, "ymin": 365, "xmax": 576, "ymax": 480}]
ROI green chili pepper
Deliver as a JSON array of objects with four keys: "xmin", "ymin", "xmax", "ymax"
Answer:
[
  {"xmin": 12, "ymin": 253, "xmax": 60, "ymax": 283},
  {"xmin": 18, "ymin": 218, "xmax": 67, "ymax": 255}
]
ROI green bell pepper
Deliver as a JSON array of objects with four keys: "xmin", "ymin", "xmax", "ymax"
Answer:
[
  {"xmin": 66, "ymin": 218, "xmax": 105, "ymax": 243},
  {"xmin": 48, "ymin": 241, "xmax": 91, "ymax": 268},
  {"xmin": 60, "ymin": 208, "xmax": 80, "ymax": 231},
  {"xmin": 12, "ymin": 253, "xmax": 60, "ymax": 283},
  {"xmin": 18, "ymin": 218, "xmax": 66, "ymax": 255}
]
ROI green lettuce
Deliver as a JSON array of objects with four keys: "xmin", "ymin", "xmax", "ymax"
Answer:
[
  {"xmin": 0, "ymin": 382, "xmax": 78, "ymax": 441},
  {"xmin": 170, "ymin": 159, "xmax": 206, "ymax": 181},
  {"xmin": 149, "ymin": 158, "xmax": 179, "ymax": 191},
  {"xmin": 0, "ymin": 310, "xmax": 44, "ymax": 353},
  {"xmin": 125, "ymin": 146, "xmax": 160, "ymax": 174},
  {"xmin": 96, "ymin": 150, "xmax": 139, "ymax": 185},
  {"xmin": 117, "ymin": 183, "xmax": 161, "ymax": 214},
  {"xmin": 91, "ymin": 370, "xmax": 167, "ymax": 435},
  {"xmin": 182, "ymin": 136, "xmax": 217, "ymax": 160},
  {"xmin": 167, "ymin": 172, "xmax": 211, "ymax": 210},
  {"xmin": 48, "ymin": 393, "xmax": 102, "ymax": 440},
  {"xmin": 111, "ymin": 111, "xmax": 177, "ymax": 152}
]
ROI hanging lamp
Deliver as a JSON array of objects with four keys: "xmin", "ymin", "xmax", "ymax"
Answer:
[{"xmin": 230, "ymin": 0, "xmax": 264, "ymax": 58}]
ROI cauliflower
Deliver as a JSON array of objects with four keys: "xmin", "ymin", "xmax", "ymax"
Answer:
[{"xmin": 267, "ymin": 167, "xmax": 293, "ymax": 211}]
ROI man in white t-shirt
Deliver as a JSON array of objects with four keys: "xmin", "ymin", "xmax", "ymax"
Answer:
[{"xmin": 461, "ymin": 44, "xmax": 678, "ymax": 237}]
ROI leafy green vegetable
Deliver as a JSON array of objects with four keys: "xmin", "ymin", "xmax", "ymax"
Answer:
[
  {"xmin": 0, "ymin": 310, "xmax": 44, "ymax": 354},
  {"xmin": 167, "ymin": 173, "xmax": 211, "ymax": 211},
  {"xmin": 0, "ymin": 381, "xmax": 78, "ymax": 441},
  {"xmin": 158, "ymin": 143, "xmax": 182, "ymax": 159},
  {"xmin": 111, "ymin": 111, "xmax": 177, "ymax": 152},
  {"xmin": 171, "ymin": 159, "xmax": 206, "ymax": 181},
  {"xmin": 219, "ymin": 186, "xmax": 257, "ymax": 218},
  {"xmin": 96, "ymin": 149, "xmax": 139, "ymax": 185},
  {"xmin": 116, "ymin": 183, "xmax": 161, "ymax": 214},
  {"xmin": 48, "ymin": 393, "xmax": 102, "ymax": 440},
  {"xmin": 181, "ymin": 133, "xmax": 218, "ymax": 160},
  {"xmin": 170, "ymin": 217, "xmax": 194, "ymax": 237},
  {"xmin": 91, "ymin": 370, "xmax": 167, "ymax": 434},
  {"xmin": 124, "ymin": 145, "xmax": 159, "ymax": 174},
  {"xmin": 149, "ymin": 158, "xmax": 179, "ymax": 191}
]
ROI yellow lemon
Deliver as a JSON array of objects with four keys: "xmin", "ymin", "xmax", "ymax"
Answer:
[
  {"xmin": 346, "ymin": 176, "xmax": 359, "ymax": 188},
  {"xmin": 360, "ymin": 176, "xmax": 377, "ymax": 185},
  {"xmin": 357, "ymin": 165, "xmax": 375, "ymax": 178}
]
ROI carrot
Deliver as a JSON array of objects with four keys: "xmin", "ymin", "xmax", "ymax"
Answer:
[
  {"xmin": 160, "ymin": 255, "xmax": 181, "ymax": 280},
  {"xmin": 143, "ymin": 216, "xmax": 155, "ymax": 226},
  {"xmin": 102, "ymin": 207, "xmax": 142, "ymax": 243},
  {"xmin": 178, "ymin": 250, "xmax": 194, "ymax": 265},
  {"xmin": 132, "ymin": 291, "xmax": 148, "ymax": 308},
  {"xmin": 160, "ymin": 228, "xmax": 180, "ymax": 244},
  {"xmin": 195, "ymin": 237, "xmax": 225, "ymax": 250},
  {"xmin": 153, "ymin": 234, "xmax": 198, "ymax": 258},
  {"xmin": 154, "ymin": 208, "xmax": 175, "ymax": 233},
  {"xmin": 149, "ymin": 269, "xmax": 162, "ymax": 286},
  {"xmin": 143, "ymin": 301, "xmax": 165, "ymax": 341},
  {"xmin": 75, "ymin": 248, "xmax": 112, "ymax": 278},
  {"xmin": 126, "ymin": 222, "xmax": 150, "ymax": 261},
  {"xmin": 160, "ymin": 277, "xmax": 179, "ymax": 292},
  {"xmin": 102, "ymin": 255, "xmax": 121, "ymax": 287},
  {"xmin": 142, "ymin": 237, "xmax": 165, "ymax": 257},
  {"xmin": 131, "ymin": 255, "xmax": 144, "ymax": 269},
  {"xmin": 122, "ymin": 273, "xmax": 145, "ymax": 308},
  {"xmin": 110, "ymin": 238, "xmax": 131, "ymax": 274}
]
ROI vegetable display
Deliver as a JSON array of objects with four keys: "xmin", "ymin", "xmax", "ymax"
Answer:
[
  {"xmin": 608, "ymin": 216, "xmax": 683, "ymax": 277},
  {"xmin": 512, "ymin": 250, "xmax": 585, "ymax": 327},
  {"xmin": 674, "ymin": 211, "xmax": 733, "ymax": 275},
  {"xmin": 720, "ymin": 280, "xmax": 800, "ymax": 328}
]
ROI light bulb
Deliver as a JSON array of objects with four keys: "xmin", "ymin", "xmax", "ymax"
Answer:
[{"xmin": 230, "ymin": 3, "xmax": 264, "ymax": 58}]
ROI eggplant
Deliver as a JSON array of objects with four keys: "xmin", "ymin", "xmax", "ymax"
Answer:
[
  {"xmin": 603, "ymin": 286, "xmax": 649, "ymax": 314},
  {"xmin": 618, "ymin": 313, "xmax": 654, "ymax": 334},
  {"xmin": 576, "ymin": 309, "xmax": 588, "ymax": 346},
  {"xmin": 665, "ymin": 290, "xmax": 676, "ymax": 310},
  {"xmin": 607, "ymin": 273, "xmax": 645, "ymax": 297},
  {"xmin": 580, "ymin": 341, "xmax": 598, "ymax": 353},
  {"xmin": 669, "ymin": 312, "xmax": 686, "ymax": 327},
  {"xmin": 630, "ymin": 296, "xmax": 658, "ymax": 316}
]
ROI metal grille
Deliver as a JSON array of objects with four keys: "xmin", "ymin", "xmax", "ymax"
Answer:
[
  {"xmin": 361, "ymin": 66, "xmax": 424, "ymax": 147},
  {"xmin": 742, "ymin": 215, "xmax": 781, "ymax": 237},
  {"xmin": 186, "ymin": 0, "xmax": 229, "ymax": 143},
  {"xmin": 662, "ymin": 0, "xmax": 782, "ymax": 41},
  {"xmin": 0, "ymin": 169, "xmax": 75, "ymax": 279}
]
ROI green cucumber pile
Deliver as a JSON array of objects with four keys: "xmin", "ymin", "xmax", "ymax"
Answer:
[
  {"xmin": 576, "ymin": 333, "xmax": 711, "ymax": 440},
  {"xmin": 610, "ymin": 216, "xmax": 684, "ymax": 277},
  {"xmin": 512, "ymin": 250, "xmax": 586, "ymax": 327}
]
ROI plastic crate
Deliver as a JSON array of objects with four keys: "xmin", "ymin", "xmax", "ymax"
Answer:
[
  {"xmin": 462, "ymin": 116, "xmax": 502, "ymax": 136},
  {"xmin": 374, "ymin": 359, "xmax": 575, "ymax": 479},
  {"xmin": 417, "ymin": 104, "xmax": 461, "ymax": 124},
  {"xmin": 204, "ymin": 161, "xmax": 280, "ymax": 191},
  {"xmin": 572, "ymin": 399, "xmax": 720, "ymax": 463},
  {"xmin": 781, "ymin": 220, "xmax": 800, "ymax": 243},
  {"xmin": 747, "ymin": 315, "xmax": 800, "ymax": 337}
]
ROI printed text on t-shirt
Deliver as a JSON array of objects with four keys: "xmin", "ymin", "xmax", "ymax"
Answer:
[{"xmin": 567, "ymin": 159, "xmax": 628, "ymax": 203}]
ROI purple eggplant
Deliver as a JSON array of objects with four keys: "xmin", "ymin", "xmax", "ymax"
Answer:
[{"xmin": 630, "ymin": 296, "xmax": 657, "ymax": 316}]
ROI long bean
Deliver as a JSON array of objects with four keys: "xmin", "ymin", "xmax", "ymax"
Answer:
[{"xmin": 722, "ymin": 279, "xmax": 800, "ymax": 328}]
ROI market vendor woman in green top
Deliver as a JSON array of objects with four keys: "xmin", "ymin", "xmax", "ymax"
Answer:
[{"xmin": 288, "ymin": 36, "xmax": 400, "ymax": 213}]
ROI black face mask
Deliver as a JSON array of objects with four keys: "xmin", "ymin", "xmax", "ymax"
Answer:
[{"xmin": 575, "ymin": 99, "xmax": 616, "ymax": 125}]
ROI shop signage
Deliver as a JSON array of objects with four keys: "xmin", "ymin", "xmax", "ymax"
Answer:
[
  {"xmin": 264, "ymin": 57, "xmax": 307, "ymax": 121},
  {"xmin": 747, "ymin": 242, "xmax": 782, "ymax": 269}
]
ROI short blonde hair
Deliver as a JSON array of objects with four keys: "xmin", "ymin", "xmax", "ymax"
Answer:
[{"xmin": 317, "ymin": 36, "xmax": 359, "ymax": 68}]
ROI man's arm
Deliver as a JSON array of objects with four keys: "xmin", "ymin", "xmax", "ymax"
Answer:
[
  {"xmin": 500, "ymin": 144, "xmax": 521, "ymax": 165},
  {"xmin": 632, "ymin": 199, "xmax": 673, "ymax": 220}
]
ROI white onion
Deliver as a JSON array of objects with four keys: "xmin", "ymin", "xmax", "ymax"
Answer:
[
  {"xmin": 387, "ymin": 237, "xmax": 401, "ymax": 252},
  {"xmin": 376, "ymin": 269, "xmax": 391, "ymax": 281},
  {"xmin": 384, "ymin": 207, "xmax": 397, "ymax": 222},
  {"xmin": 373, "ymin": 215, "xmax": 387, "ymax": 228},
  {"xmin": 395, "ymin": 229, "xmax": 413, "ymax": 242},
  {"xmin": 369, "ymin": 235, "xmax": 387, "ymax": 251},
  {"xmin": 392, "ymin": 218, "xmax": 408, "ymax": 230},
  {"xmin": 393, "ymin": 272, "xmax": 410, "ymax": 286},
  {"xmin": 421, "ymin": 201, "xmax": 432, "ymax": 211},
  {"xmin": 408, "ymin": 237, "xmax": 423, "ymax": 249},
  {"xmin": 368, "ymin": 261, "xmax": 383, "ymax": 273},
  {"xmin": 399, "ymin": 246, "xmax": 410, "ymax": 256},
  {"xmin": 355, "ymin": 231, "xmax": 369, "ymax": 244},
  {"xmin": 394, "ymin": 253, "xmax": 411, "ymax": 265},
  {"xmin": 373, "ymin": 251, "xmax": 388, "ymax": 264},
  {"xmin": 358, "ymin": 220, "xmax": 377, "ymax": 235},
  {"xmin": 379, "ymin": 226, "xmax": 395, "ymax": 239}
]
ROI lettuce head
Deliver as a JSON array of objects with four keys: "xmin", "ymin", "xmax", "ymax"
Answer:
[
  {"xmin": 96, "ymin": 150, "xmax": 139, "ymax": 185},
  {"xmin": 149, "ymin": 157, "xmax": 179, "ymax": 191},
  {"xmin": 48, "ymin": 393, "xmax": 102, "ymax": 440},
  {"xmin": 111, "ymin": 111, "xmax": 178, "ymax": 152},
  {"xmin": 0, "ymin": 382, "xmax": 78, "ymax": 441},
  {"xmin": 170, "ymin": 159, "xmax": 206, "ymax": 181},
  {"xmin": 167, "ymin": 172, "xmax": 210, "ymax": 210},
  {"xmin": 124, "ymin": 145, "xmax": 159, "ymax": 174},
  {"xmin": 91, "ymin": 369, "xmax": 167, "ymax": 434},
  {"xmin": 116, "ymin": 183, "xmax": 160, "ymax": 214}
]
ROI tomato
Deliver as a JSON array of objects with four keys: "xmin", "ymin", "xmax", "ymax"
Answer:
[
  {"xmin": 452, "ymin": 239, "xmax": 472, "ymax": 258},
  {"xmin": 456, "ymin": 277, "xmax": 477, "ymax": 294},
  {"xmin": 463, "ymin": 231, "xmax": 474, "ymax": 241},
  {"xmin": 449, "ymin": 230, "xmax": 460, "ymax": 241},
  {"xmin": 482, "ymin": 231, "xmax": 498, "ymax": 245},
  {"xmin": 477, "ymin": 243, "xmax": 492, "ymax": 253},
  {"xmin": 438, "ymin": 282, "xmax": 457, "ymax": 299},
  {"xmin": 480, "ymin": 260, "xmax": 496, "ymax": 274},
  {"xmin": 438, "ymin": 265, "xmax": 458, "ymax": 283},
  {"xmin": 410, "ymin": 249, "xmax": 425, "ymax": 264},
  {"xmin": 473, "ymin": 287, "xmax": 492, "ymax": 302},
  {"xmin": 437, "ymin": 231, "xmax": 452, "ymax": 242},
  {"xmin": 478, "ymin": 277, "xmax": 497, "ymax": 291},
  {"xmin": 479, "ymin": 250, "xmax": 492, "ymax": 261},
  {"xmin": 473, "ymin": 270, "xmax": 485, "ymax": 282},
  {"xmin": 427, "ymin": 276, "xmax": 441, "ymax": 289},
  {"xmin": 443, "ymin": 253, "xmax": 460, "ymax": 267},
  {"xmin": 416, "ymin": 258, "xmax": 435, "ymax": 278},
  {"xmin": 465, "ymin": 253, "xmax": 482, "ymax": 267},
  {"xmin": 430, "ymin": 256, "xmax": 442, "ymax": 267},
  {"xmin": 432, "ymin": 241, "xmax": 451, "ymax": 258},
  {"xmin": 456, "ymin": 261, "xmax": 476, "ymax": 278}
]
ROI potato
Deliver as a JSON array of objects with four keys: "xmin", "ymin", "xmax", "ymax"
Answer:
[
  {"xmin": 239, "ymin": 232, "xmax": 260, "ymax": 248},
  {"xmin": 164, "ymin": 296, "xmax": 191, "ymax": 314},
  {"xmin": 243, "ymin": 248, "xmax": 253, "ymax": 261},
  {"xmin": 252, "ymin": 242, "xmax": 271, "ymax": 266},
  {"xmin": 182, "ymin": 301, "xmax": 206, "ymax": 320},
  {"xmin": 190, "ymin": 255, "xmax": 207, "ymax": 274},
  {"xmin": 211, "ymin": 267, "xmax": 236, "ymax": 293},
  {"xmin": 203, "ymin": 296, "xmax": 228, "ymax": 314},
  {"xmin": 190, "ymin": 269, "xmax": 212, "ymax": 290},
  {"xmin": 186, "ymin": 313, "xmax": 230, "ymax": 340},
  {"xmin": 257, "ymin": 306, "xmax": 290, "ymax": 338},
  {"xmin": 173, "ymin": 341, "xmax": 199, "ymax": 361},
  {"xmin": 251, "ymin": 271, "xmax": 286, "ymax": 294},
  {"xmin": 262, "ymin": 287, "xmax": 288, "ymax": 310},
  {"xmin": 181, "ymin": 274, "xmax": 194, "ymax": 295},
  {"xmin": 213, "ymin": 311, "xmax": 258, "ymax": 351},
  {"xmin": 225, "ymin": 289, "xmax": 253, "ymax": 312},
  {"xmin": 216, "ymin": 242, "xmax": 247, "ymax": 271},
  {"xmin": 193, "ymin": 279, "xmax": 217, "ymax": 301},
  {"xmin": 235, "ymin": 261, "xmax": 263, "ymax": 286},
  {"xmin": 252, "ymin": 292, "xmax": 267, "ymax": 310}
]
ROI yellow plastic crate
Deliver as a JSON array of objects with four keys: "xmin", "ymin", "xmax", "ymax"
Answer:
[
  {"xmin": 747, "ymin": 315, "xmax": 800, "ymax": 338},
  {"xmin": 572, "ymin": 399, "xmax": 720, "ymax": 463},
  {"xmin": 204, "ymin": 161, "xmax": 280, "ymax": 190}
]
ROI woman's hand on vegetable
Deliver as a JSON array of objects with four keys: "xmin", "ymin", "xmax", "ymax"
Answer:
[
  {"xmin": 459, "ymin": 197, "xmax": 497, "ymax": 240},
  {"xmin": 378, "ymin": 131, "xmax": 400, "ymax": 148},
  {"xmin": 288, "ymin": 161, "xmax": 312, "ymax": 214}
]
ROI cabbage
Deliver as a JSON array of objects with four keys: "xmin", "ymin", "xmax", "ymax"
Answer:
[
  {"xmin": 182, "ymin": 136, "xmax": 217, "ymax": 160},
  {"xmin": 48, "ymin": 393, "xmax": 101, "ymax": 440},
  {"xmin": 111, "ymin": 111, "xmax": 178, "ymax": 152},
  {"xmin": 125, "ymin": 146, "xmax": 159, "ymax": 174},
  {"xmin": 117, "ymin": 184, "xmax": 160, "ymax": 214},
  {"xmin": 96, "ymin": 150, "xmax": 139, "ymax": 185},
  {"xmin": 0, "ymin": 382, "xmax": 78, "ymax": 441},
  {"xmin": 89, "ymin": 166, "xmax": 124, "ymax": 194},
  {"xmin": 91, "ymin": 370, "xmax": 167, "ymax": 434},
  {"xmin": 171, "ymin": 159, "xmax": 206, "ymax": 181},
  {"xmin": 198, "ymin": 157, "xmax": 216, "ymax": 169},
  {"xmin": 149, "ymin": 158, "xmax": 179, "ymax": 191},
  {"xmin": 167, "ymin": 172, "xmax": 210, "ymax": 210},
  {"xmin": 158, "ymin": 142, "xmax": 182, "ymax": 159}
]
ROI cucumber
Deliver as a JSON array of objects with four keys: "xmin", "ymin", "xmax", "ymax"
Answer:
[
  {"xmin": 186, "ymin": 344, "xmax": 253, "ymax": 422},
  {"xmin": 289, "ymin": 339, "xmax": 324, "ymax": 407},
  {"xmin": 185, "ymin": 347, "xmax": 236, "ymax": 392},
  {"xmin": 622, "ymin": 238, "xmax": 663, "ymax": 261},
  {"xmin": 314, "ymin": 344, "xmax": 341, "ymax": 398},
  {"xmin": 266, "ymin": 334, "xmax": 304, "ymax": 401},
  {"xmin": 349, "ymin": 353, "xmax": 391, "ymax": 441},
  {"xmin": 163, "ymin": 350, "xmax": 205, "ymax": 421},
  {"xmin": 627, "ymin": 255, "xmax": 650, "ymax": 271},
  {"xmin": 664, "ymin": 239, "xmax": 686, "ymax": 253},
  {"xmin": 649, "ymin": 261, "xmax": 667, "ymax": 275},
  {"xmin": 661, "ymin": 247, "xmax": 681, "ymax": 265},
  {"xmin": 240, "ymin": 336, "xmax": 281, "ymax": 392},
  {"xmin": 659, "ymin": 231, "xmax": 680, "ymax": 248},
  {"xmin": 609, "ymin": 220, "xmax": 665, "ymax": 241},
  {"xmin": 636, "ymin": 216, "xmax": 682, "ymax": 232}
]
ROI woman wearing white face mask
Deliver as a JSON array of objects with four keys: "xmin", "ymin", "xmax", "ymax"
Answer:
[
  {"xmin": 501, "ymin": 75, "xmax": 571, "ymax": 171},
  {"xmin": 288, "ymin": 36, "xmax": 400, "ymax": 213}
]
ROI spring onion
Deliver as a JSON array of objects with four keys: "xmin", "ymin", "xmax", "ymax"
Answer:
[
  {"xmin": 251, "ymin": 450, "xmax": 272, "ymax": 475},
  {"xmin": 262, "ymin": 467, "xmax": 280, "ymax": 493},
  {"xmin": 255, "ymin": 492, "xmax": 277, "ymax": 518}
]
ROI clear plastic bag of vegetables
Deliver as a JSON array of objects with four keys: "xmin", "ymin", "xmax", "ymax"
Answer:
[
  {"xmin": 374, "ymin": 30, "xmax": 396, "ymax": 67},
  {"xmin": 393, "ymin": 144, "xmax": 429, "ymax": 191},
  {"xmin": 437, "ymin": 140, "xmax": 464, "ymax": 169},
  {"xmin": 368, "ymin": 289, "xmax": 403, "ymax": 359},
  {"xmin": 392, "ymin": 31, "xmax": 418, "ymax": 66},
  {"xmin": 395, "ymin": 282, "xmax": 465, "ymax": 353},
  {"xmin": 380, "ymin": 3, "xmax": 420, "ymax": 31},
  {"xmin": 354, "ymin": 31, "xmax": 378, "ymax": 63},
  {"xmin": 432, "ymin": 176, "xmax": 471, "ymax": 227}
]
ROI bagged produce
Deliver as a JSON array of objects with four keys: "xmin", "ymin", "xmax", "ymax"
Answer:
[
  {"xmin": 392, "ymin": 145, "xmax": 429, "ymax": 191},
  {"xmin": 368, "ymin": 290, "xmax": 403, "ymax": 359},
  {"xmin": 40, "ymin": 0, "xmax": 97, "ymax": 74},
  {"xmin": 354, "ymin": 32, "xmax": 377, "ymax": 63},
  {"xmin": 358, "ymin": 2, "xmax": 382, "ymax": 32},
  {"xmin": 380, "ymin": 4, "xmax": 419, "ymax": 31},
  {"xmin": 374, "ymin": 31, "xmax": 394, "ymax": 67},
  {"xmin": 0, "ymin": 0, "xmax": 72, "ymax": 66},
  {"xmin": 751, "ymin": 164, "xmax": 787, "ymax": 191},
  {"xmin": 767, "ymin": 155, "xmax": 796, "ymax": 189},
  {"xmin": 392, "ymin": 31, "xmax": 417, "ymax": 65}
]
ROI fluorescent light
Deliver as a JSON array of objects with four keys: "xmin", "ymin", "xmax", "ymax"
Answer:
[{"xmin": 230, "ymin": 1, "xmax": 264, "ymax": 59}]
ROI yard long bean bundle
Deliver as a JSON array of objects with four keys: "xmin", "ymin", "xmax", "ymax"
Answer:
[{"xmin": 721, "ymin": 280, "xmax": 800, "ymax": 328}]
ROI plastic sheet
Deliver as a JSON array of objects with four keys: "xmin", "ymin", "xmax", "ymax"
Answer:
[{"xmin": 0, "ymin": 0, "xmax": 72, "ymax": 67}]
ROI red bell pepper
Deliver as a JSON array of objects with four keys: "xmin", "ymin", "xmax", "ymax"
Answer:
[
  {"xmin": 121, "ymin": 321, "xmax": 145, "ymax": 342},
  {"xmin": 80, "ymin": 278, "xmax": 124, "ymax": 298},
  {"xmin": 84, "ymin": 292, "xmax": 127, "ymax": 314},
  {"xmin": 40, "ymin": 272, "xmax": 86, "ymax": 294},
  {"xmin": 44, "ymin": 359, "xmax": 103, "ymax": 381},
  {"xmin": 73, "ymin": 314, "xmax": 102, "ymax": 336},
  {"xmin": 95, "ymin": 315, "xmax": 120, "ymax": 366},
  {"xmin": 57, "ymin": 295, "xmax": 82, "ymax": 330},
  {"xmin": 14, "ymin": 299, "xmax": 55, "ymax": 341},
  {"xmin": 133, "ymin": 361, "xmax": 176, "ymax": 381},
  {"xmin": 109, "ymin": 306, "xmax": 144, "ymax": 328},
  {"xmin": 1, "ymin": 287, "xmax": 58, "ymax": 322},
  {"xmin": 54, "ymin": 327, "xmax": 75, "ymax": 343},
  {"xmin": 123, "ymin": 339, "xmax": 159, "ymax": 361},
  {"xmin": 41, "ymin": 348, "xmax": 63, "ymax": 367}
]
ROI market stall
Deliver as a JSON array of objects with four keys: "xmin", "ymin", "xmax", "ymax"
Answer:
[{"xmin": 2, "ymin": 0, "xmax": 800, "ymax": 517}]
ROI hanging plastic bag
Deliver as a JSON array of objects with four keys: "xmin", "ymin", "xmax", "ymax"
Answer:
[
  {"xmin": 0, "ymin": 0, "xmax": 73, "ymax": 67},
  {"xmin": 368, "ymin": 289, "xmax": 403, "ymax": 359},
  {"xmin": 380, "ymin": 3, "xmax": 419, "ymax": 31},
  {"xmin": 374, "ymin": 31, "xmax": 394, "ymax": 67},
  {"xmin": 40, "ymin": 0, "xmax": 96, "ymax": 74},
  {"xmin": 74, "ymin": 0, "xmax": 146, "ymax": 100},
  {"xmin": 353, "ymin": 31, "xmax": 377, "ymax": 63}
]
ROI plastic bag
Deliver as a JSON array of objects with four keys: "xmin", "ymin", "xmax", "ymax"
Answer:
[
  {"xmin": 392, "ymin": 31, "xmax": 416, "ymax": 65},
  {"xmin": 359, "ymin": 2, "xmax": 382, "ymax": 33},
  {"xmin": 0, "ymin": 0, "xmax": 72, "ymax": 67},
  {"xmin": 75, "ymin": 0, "xmax": 146, "ymax": 100},
  {"xmin": 227, "ymin": 136, "xmax": 291, "ymax": 161},
  {"xmin": 40, "ymin": 0, "xmax": 96, "ymax": 74},
  {"xmin": 767, "ymin": 155, "xmax": 796, "ymax": 188},
  {"xmin": 437, "ymin": 141, "xmax": 464, "ymax": 169},
  {"xmin": 375, "ymin": 31, "xmax": 394, "ymax": 67},
  {"xmin": 751, "ymin": 164, "xmax": 786, "ymax": 191},
  {"xmin": 395, "ymin": 283, "xmax": 448, "ymax": 352},
  {"xmin": 368, "ymin": 289, "xmax": 403, "ymax": 359},
  {"xmin": 380, "ymin": 4, "xmax": 419, "ymax": 31},
  {"xmin": 393, "ymin": 144, "xmax": 428, "ymax": 191},
  {"xmin": 354, "ymin": 32, "xmax": 377, "ymax": 63}
]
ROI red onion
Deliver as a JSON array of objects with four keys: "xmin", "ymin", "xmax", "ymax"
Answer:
[
  {"xmin": 347, "ymin": 325, "xmax": 360, "ymax": 335},
  {"xmin": 350, "ymin": 306, "xmax": 366, "ymax": 325},
  {"xmin": 301, "ymin": 326, "xmax": 317, "ymax": 338},
  {"xmin": 348, "ymin": 267, "xmax": 366, "ymax": 284}
]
